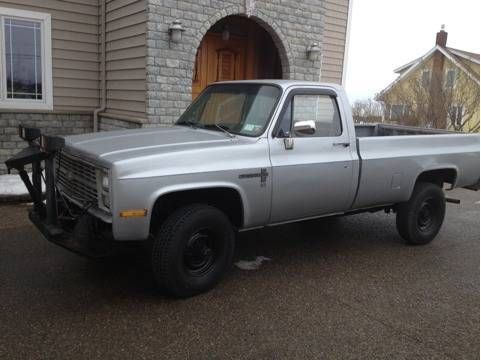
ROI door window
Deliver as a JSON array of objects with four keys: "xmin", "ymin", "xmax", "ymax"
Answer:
[{"xmin": 277, "ymin": 94, "xmax": 342, "ymax": 137}]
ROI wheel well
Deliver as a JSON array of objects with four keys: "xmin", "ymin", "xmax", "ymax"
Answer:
[
  {"xmin": 416, "ymin": 169, "xmax": 457, "ymax": 188},
  {"xmin": 150, "ymin": 187, "xmax": 244, "ymax": 233}
]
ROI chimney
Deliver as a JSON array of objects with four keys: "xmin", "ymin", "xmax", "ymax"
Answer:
[
  {"xmin": 436, "ymin": 25, "xmax": 448, "ymax": 47},
  {"xmin": 431, "ymin": 24, "xmax": 448, "ymax": 128}
]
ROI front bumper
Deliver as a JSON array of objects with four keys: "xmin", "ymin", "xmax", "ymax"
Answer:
[{"xmin": 28, "ymin": 204, "xmax": 114, "ymax": 258}]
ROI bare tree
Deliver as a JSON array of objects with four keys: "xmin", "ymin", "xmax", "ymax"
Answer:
[
  {"xmin": 443, "ymin": 71, "xmax": 480, "ymax": 132},
  {"xmin": 351, "ymin": 98, "xmax": 384, "ymax": 124},
  {"xmin": 378, "ymin": 65, "xmax": 480, "ymax": 132}
]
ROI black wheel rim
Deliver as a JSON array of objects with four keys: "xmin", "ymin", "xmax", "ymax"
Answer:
[
  {"xmin": 183, "ymin": 230, "xmax": 217, "ymax": 276},
  {"xmin": 417, "ymin": 199, "xmax": 435, "ymax": 232}
]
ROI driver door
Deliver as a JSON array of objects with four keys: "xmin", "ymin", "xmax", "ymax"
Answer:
[{"xmin": 269, "ymin": 88, "xmax": 355, "ymax": 223}]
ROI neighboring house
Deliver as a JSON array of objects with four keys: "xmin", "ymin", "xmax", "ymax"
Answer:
[
  {"xmin": 0, "ymin": 0, "xmax": 352, "ymax": 174},
  {"xmin": 378, "ymin": 27, "xmax": 480, "ymax": 132}
]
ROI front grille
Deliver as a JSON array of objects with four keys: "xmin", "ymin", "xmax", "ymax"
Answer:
[{"xmin": 56, "ymin": 151, "xmax": 99, "ymax": 206}]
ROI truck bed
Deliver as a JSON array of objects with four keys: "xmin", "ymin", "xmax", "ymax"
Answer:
[{"xmin": 352, "ymin": 124, "xmax": 480, "ymax": 210}]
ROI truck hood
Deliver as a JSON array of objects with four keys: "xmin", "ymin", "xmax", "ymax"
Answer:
[{"xmin": 64, "ymin": 126, "xmax": 239, "ymax": 164}]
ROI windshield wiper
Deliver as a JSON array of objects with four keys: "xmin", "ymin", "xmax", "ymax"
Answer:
[{"xmin": 203, "ymin": 123, "xmax": 235, "ymax": 138}]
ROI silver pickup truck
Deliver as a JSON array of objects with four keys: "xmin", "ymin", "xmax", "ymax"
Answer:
[{"xmin": 6, "ymin": 80, "xmax": 480, "ymax": 297}]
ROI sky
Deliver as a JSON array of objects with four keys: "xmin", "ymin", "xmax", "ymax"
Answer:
[{"xmin": 344, "ymin": 0, "xmax": 481, "ymax": 103}]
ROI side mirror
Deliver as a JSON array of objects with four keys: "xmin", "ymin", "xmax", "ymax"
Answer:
[
  {"xmin": 293, "ymin": 120, "xmax": 316, "ymax": 135},
  {"xmin": 283, "ymin": 137, "xmax": 294, "ymax": 150}
]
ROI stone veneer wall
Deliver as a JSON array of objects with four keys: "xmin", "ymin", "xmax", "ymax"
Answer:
[
  {"xmin": 145, "ymin": 0, "xmax": 325, "ymax": 125},
  {"xmin": 0, "ymin": 113, "xmax": 92, "ymax": 174}
]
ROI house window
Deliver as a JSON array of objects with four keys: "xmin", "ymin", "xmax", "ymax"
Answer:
[
  {"xmin": 448, "ymin": 105, "xmax": 463, "ymax": 126},
  {"xmin": 446, "ymin": 69, "xmax": 456, "ymax": 88},
  {"xmin": 421, "ymin": 70, "xmax": 430, "ymax": 88},
  {"xmin": 390, "ymin": 104, "xmax": 405, "ymax": 119},
  {"xmin": 0, "ymin": 7, "xmax": 52, "ymax": 110},
  {"xmin": 384, "ymin": 104, "xmax": 391, "ymax": 119}
]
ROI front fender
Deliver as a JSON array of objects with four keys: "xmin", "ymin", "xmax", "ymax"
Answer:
[
  {"xmin": 111, "ymin": 176, "xmax": 259, "ymax": 241},
  {"xmin": 147, "ymin": 181, "xmax": 250, "ymax": 226}
]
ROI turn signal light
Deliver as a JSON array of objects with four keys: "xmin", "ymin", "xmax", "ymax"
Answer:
[{"xmin": 119, "ymin": 209, "xmax": 148, "ymax": 218}]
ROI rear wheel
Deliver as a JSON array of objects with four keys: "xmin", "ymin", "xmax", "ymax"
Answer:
[
  {"xmin": 396, "ymin": 182, "xmax": 446, "ymax": 245},
  {"xmin": 151, "ymin": 204, "xmax": 235, "ymax": 297}
]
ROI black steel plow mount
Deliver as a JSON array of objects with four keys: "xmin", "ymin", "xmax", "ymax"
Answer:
[
  {"xmin": 5, "ymin": 125, "xmax": 65, "ymax": 222},
  {"xmin": 5, "ymin": 125, "xmax": 67, "ymax": 236},
  {"xmin": 5, "ymin": 126, "xmax": 113, "ymax": 258}
]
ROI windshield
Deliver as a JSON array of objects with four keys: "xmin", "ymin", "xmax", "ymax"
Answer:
[{"xmin": 176, "ymin": 84, "xmax": 281, "ymax": 137}]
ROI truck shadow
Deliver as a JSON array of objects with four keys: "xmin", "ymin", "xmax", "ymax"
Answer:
[
  {"xmin": 234, "ymin": 213, "xmax": 400, "ymax": 262},
  {"xmin": 79, "ymin": 212, "xmax": 400, "ymax": 300}
]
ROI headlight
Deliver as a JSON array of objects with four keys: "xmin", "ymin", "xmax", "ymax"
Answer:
[
  {"xmin": 99, "ymin": 170, "xmax": 110, "ymax": 209},
  {"xmin": 101, "ymin": 173, "xmax": 109, "ymax": 190}
]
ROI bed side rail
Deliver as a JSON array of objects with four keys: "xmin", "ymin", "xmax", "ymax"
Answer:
[{"xmin": 355, "ymin": 123, "xmax": 461, "ymax": 137}]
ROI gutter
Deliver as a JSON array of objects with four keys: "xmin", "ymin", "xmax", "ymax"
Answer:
[
  {"xmin": 341, "ymin": 0, "xmax": 354, "ymax": 86},
  {"xmin": 93, "ymin": 0, "xmax": 106, "ymax": 132}
]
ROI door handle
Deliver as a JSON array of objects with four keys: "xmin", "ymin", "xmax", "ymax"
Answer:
[{"xmin": 332, "ymin": 142, "xmax": 350, "ymax": 147}]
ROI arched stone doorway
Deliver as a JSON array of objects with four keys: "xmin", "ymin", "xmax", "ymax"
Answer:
[{"xmin": 192, "ymin": 15, "xmax": 283, "ymax": 99}]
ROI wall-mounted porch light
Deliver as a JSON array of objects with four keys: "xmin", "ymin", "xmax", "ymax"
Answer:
[
  {"xmin": 168, "ymin": 20, "xmax": 185, "ymax": 42},
  {"xmin": 306, "ymin": 43, "xmax": 321, "ymax": 61}
]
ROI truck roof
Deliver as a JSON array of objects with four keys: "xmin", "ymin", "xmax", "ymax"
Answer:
[{"xmin": 213, "ymin": 79, "xmax": 343, "ymax": 91}]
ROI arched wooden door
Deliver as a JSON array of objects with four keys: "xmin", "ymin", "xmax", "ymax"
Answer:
[
  {"xmin": 192, "ymin": 16, "xmax": 283, "ymax": 99},
  {"xmin": 192, "ymin": 33, "xmax": 252, "ymax": 99}
]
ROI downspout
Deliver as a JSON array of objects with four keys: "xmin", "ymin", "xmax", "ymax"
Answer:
[
  {"xmin": 93, "ymin": 0, "xmax": 106, "ymax": 132},
  {"xmin": 341, "ymin": 0, "xmax": 354, "ymax": 86}
]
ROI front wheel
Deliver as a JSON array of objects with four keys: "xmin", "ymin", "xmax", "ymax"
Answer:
[
  {"xmin": 151, "ymin": 204, "xmax": 235, "ymax": 297},
  {"xmin": 396, "ymin": 182, "xmax": 446, "ymax": 245}
]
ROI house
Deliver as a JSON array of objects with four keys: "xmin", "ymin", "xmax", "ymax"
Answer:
[
  {"xmin": 378, "ymin": 26, "xmax": 480, "ymax": 132},
  {"xmin": 0, "ymin": 0, "xmax": 352, "ymax": 174}
]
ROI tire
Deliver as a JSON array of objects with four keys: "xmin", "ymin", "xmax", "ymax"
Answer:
[
  {"xmin": 396, "ymin": 182, "xmax": 446, "ymax": 245},
  {"xmin": 151, "ymin": 204, "xmax": 235, "ymax": 298}
]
